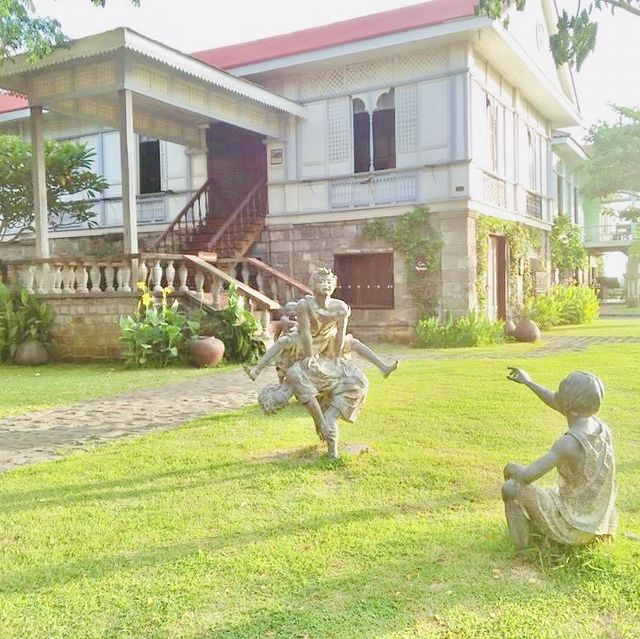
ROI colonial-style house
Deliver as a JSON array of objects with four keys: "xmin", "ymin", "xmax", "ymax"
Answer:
[{"xmin": 0, "ymin": 0, "xmax": 585, "ymax": 357}]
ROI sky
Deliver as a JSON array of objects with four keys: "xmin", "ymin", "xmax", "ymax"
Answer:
[{"xmin": 31, "ymin": 0, "xmax": 640, "ymax": 137}]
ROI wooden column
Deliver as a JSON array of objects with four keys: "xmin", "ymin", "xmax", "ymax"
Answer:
[
  {"xmin": 30, "ymin": 105, "xmax": 49, "ymax": 258},
  {"xmin": 118, "ymin": 89, "xmax": 138, "ymax": 255}
]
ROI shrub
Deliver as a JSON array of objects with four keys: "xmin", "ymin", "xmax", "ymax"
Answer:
[
  {"xmin": 120, "ymin": 284, "xmax": 199, "ymax": 368},
  {"xmin": 0, "ymin": 282, "xmax": 54, "ymax": 362},
  {"xmin": 526, "ymin": 285, "xmax": 599, "ymax": 328},
  {"xmin": 415, "ymin": 311, "xmax": 505, "ymax": 348},
  {"xmin": 198, "ymin": 282, "xmax": 265, "ymax": 364}
]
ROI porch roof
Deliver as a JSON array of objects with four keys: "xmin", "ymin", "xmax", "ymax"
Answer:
[{"xmin": 0, "ymin": 28, "xmax": 305, "ymax": 146}]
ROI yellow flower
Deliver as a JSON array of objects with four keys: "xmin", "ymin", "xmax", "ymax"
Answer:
[{"xmin": 136, "ymin": 281, "xmax": 148, "ymax": 292}]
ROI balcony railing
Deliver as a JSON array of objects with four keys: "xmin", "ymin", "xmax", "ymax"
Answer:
[
  {"xmin": 526, "ymin": 191, "xmax": 543, "ymax": 220},
  {"xmin": 483, "ymin": 172, "xmax": 506, "ymax": 208},
  {"xmin": 329, "ymin": 171, "xmax": 418, "ymax": 209},
  {"xmin": 583, "ymin": 224, "xmax": 638, "ymax": 244}
]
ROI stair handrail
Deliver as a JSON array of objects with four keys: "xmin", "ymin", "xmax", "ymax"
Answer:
[
  {"xmin": 152, "ymin": 178, "xmax": 213, "ymax": 250},
  {"xmin": 200, "ymin": 174, "xmax": 266, "ymax": 254},
  {"xmin": 184, "ymin": 254, "xmax": 280, "ymax": 311},
  {"xmin": 217, "ymin": 257, "xmax": 313, "ymax": 298}
]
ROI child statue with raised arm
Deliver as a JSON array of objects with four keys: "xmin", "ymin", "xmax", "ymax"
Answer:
[{"xmin": 502, "ymin": 368, "xmax": 617, "ymax": 549}]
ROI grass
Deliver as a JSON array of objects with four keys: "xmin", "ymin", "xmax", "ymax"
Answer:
[
  {"xmin": 0, "ymin": 362, "xmax": 236, "ymax": 418},
  {"xmin": 0, "ymin": 329, "xmax": 639, "ymax": 638}
]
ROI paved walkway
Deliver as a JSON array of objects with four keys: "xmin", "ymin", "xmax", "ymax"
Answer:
[{"xmin": 2, "ymin": 334, "xmax": 639, "ymax": 473}]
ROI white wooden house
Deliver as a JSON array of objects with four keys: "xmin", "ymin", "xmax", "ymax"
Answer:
[{"xmin": 0, "ymin": 0, "xmax": 584, "ymax": 355}]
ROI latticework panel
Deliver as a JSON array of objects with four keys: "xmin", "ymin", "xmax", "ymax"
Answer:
[
  {"xmin": 395, "ymin": 85, "xmax": 418, "ymax": 154},
  {"xmin": 327, "ymin": 98, "xmax": 351, "ymax": 162}
]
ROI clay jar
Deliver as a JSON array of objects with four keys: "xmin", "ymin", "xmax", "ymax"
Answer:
[
  {"xmin": 189, "ymin": 336, "xmax": 225, "ymax": 367},
  {"xmin": 512, "ymin": 318, "xmax": 541, "ymax": 343},
  {"xmin": 14, "ymin": 340, "xmax": 49, "ymax": 366}
]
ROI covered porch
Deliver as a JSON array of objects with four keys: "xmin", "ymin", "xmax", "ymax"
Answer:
[{"xmin": 0, "ymin": 29, "xmax": 308, "ymax": 359}]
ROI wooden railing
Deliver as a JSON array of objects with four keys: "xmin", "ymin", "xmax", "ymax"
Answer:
[
  {"xmin": 152, "ymin": 179, "xmax": 213, "ymax": 253},
  {"xmin": 217, "ymin": 257, "xmax": 312, "ymax": 305},
  {"xmin": 199, "ymin": 176, "xmax": 267, "ymax": 256}
]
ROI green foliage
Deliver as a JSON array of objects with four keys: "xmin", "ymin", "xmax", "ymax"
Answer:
[
  {"xmin": 476, "ymin": 216, "xmax": 541, "ymax": 317},
  {"xmin": 0, "ymin": 135, "xmax": 108, "ymax": 239},
  {"xmin": 475, "ymin": 1, "xmax": 640, "ymax": 70},
  {"xmin": 198, "ymin": 282, "xmax": 265, "ymax": 364},
  {"xmin": 119, "ymin": 285, "xmax": 199, "ymax": 368},
  {"xmin": 415, "ymin": 311, "xmax": 505, "ymax": 348},
  {"xmin": 550, "ymin": 213, "xmax": 587, "ymax": 271},
  {"xmin": 0, "ymin": 282, "xmax": 53, "ymax": 362},
  {"xmin": 583, "ymin": 106, "xmax": 640, "ymax": 200},
  {"xmin": 526, "ymin": 284, "xmax": 599, "ymax": 329},
  {"xmin": 0, "ymin": 0, "xmax": 139, "ymax": 63},
  {"xmin": 363, "ymin": 206, "xmax": 442, "ymax": 318}
]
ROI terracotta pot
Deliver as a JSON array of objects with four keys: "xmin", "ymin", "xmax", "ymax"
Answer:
[
  {"xmin": 512, "ymin": 318, "xmax": 541, "ymax": 343},
  {"xmin": 189, "ymin": 336, "xmax": 225, "ymax": 367},
  {"xmin": 504, "ymin": 319, "xmax": 517, "ymax": 336},
  {"xmin": 14, "ymin": 340, "xmax": 49, "ymax": 366}
]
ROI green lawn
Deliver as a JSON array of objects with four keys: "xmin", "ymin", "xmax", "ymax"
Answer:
[
  {"xmin": 0, "ymin": 363, "xmax": 235, "ymax": 418},
  {"xmin": 0, "ymin": 333, "xmax": 639, "ymax": 638}
]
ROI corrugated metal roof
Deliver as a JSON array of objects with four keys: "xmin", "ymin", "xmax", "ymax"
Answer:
[{"xmin": 192, "ymin": 0, "xmax": 477, "ymax": 69}]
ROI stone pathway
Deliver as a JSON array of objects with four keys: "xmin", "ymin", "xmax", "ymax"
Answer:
[{"xmin": 2, "ymin": 334, "xmax": 639, "ymax": 473}]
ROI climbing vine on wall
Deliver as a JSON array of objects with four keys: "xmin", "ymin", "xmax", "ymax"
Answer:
[
  {"xmin": 475, "ymin": 216, "xmax": 541, "ymax": 317},
  {"xmin": 362, "ymin": 206, "xmax": 443, "ymax": 318}
]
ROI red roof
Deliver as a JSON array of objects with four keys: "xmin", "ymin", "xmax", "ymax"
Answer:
[
  {"xmin": 0, "ymin": 93, "xmax": 28, "ymax": 113},
  {"xmin": 193, "ymin": 0, "xmax": 478, "ymax": 70}
]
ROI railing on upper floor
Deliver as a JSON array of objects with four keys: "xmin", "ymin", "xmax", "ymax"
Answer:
[
  {"xmin": 482, "ymin": 171, "xmax": 507, "ymax": 208},
  {"xmin": 329, "ymin": 170, "xmax": 418, "ymax": 209},
  {"xmin": 526, "ymin": 191, "xmax": 543, "ymax": 220},
  {"xmin": 583, "ymin": 224, "xmax": 638, "ymax": 245}
]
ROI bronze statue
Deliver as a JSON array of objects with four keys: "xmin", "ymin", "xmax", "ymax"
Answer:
[
  {"xmin": 252, "ymin": 267, "xmax": 395, "ymax": 457},
  {"xmin": 502, "ymin": 368, "xmax": 617, "ymax": 549}
]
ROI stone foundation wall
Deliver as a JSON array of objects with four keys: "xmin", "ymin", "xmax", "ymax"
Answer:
[
  {"xmin": 250, "ymin": 215, "xmax": 462, "ymax": 343},
  {"xmin": 42, "ymin": 294, "xmax": 138, "ymax": 361}
]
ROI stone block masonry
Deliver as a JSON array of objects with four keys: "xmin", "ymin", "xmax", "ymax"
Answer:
[{"xmin": 42, "ymin": 293, "xmax": 139, "ymax": 360}]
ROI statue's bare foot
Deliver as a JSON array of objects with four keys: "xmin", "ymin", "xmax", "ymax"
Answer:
[
  {"xmin": 383, "ymin": 360, "xmax": 399, "ymax": 378},
  {"xmin": 243, "ymin": 364, "xmax": 259, "ymax": 381}
]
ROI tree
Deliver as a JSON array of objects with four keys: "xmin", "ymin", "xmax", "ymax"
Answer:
[
  {"xmin": 474, "ymin": 0, "xmax": 640, "ymax": 69},
  {"xmin": 0, "ymin": 0, "xmax": 139, "ymax": 63},
  {"xmin": 550, "ymin": 213, "xmax": 587, "ymax": 280},
  {"xmin": 0, "ymin": 135, "xmax": 108, "ymax": 240},
  {"xmin": 582, "ymin": 106, "xmax": 640, "ymax": 203}
]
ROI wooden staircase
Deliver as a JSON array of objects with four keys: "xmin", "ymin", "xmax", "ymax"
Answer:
[{"xmin": 153, "ymin": 174, "xmax": 267, "ymax": 259}]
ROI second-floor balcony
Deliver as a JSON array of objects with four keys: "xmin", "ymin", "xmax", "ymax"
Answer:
[
  {"xmin": 584, "ymin": 223, "xmax": 638, "ymax": 250},
  {"xmin": 329, "ymin": 170, "xmax": 418, "ymax": 210}
]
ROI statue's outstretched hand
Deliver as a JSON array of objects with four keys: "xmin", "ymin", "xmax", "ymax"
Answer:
[{"xmin": 507, "ymin": 367, "xmax": 532, "ymax": 385}]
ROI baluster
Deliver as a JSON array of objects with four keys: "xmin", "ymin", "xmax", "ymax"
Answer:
[
  {"xmin": 138, "ymin": 259, "xmax": 148, "ymax": 287},
  {"xmin": 52, "ymin": 264, "xmax": 63, "ymax": 294},
  {"xmin": 23, "ymin": 265, "xmax": 36, "ymax": 294},
  {"xmin": 255, "ymin": 270, "xmax": 264, "ymax": 295},
  {"xmin": 165, "ymin": 259, "xmax": 176, "ymax": 291},
  {"xmin": 270, "ymin": 277, "xmax": 279, "ymax": 303},
  {"xmin": 35, "ymin": 264, "xmax": 49, "ymax": 294},
  {"xmin": 177, "ymin": 261, "xmax": 189, "ymax": 293},
  {"xmin": 119, "ymin": 264, "xmax": 132, "ymax": 293},
  {"xmin": 288, "ymin": 285, "xmax": 295, "ymax": 301},
  {"xmin": 152, "ymin": 260, "xmax": 163, "ymax": 293},
  {"xmin": 241, "ymin": 262, "xmax": 250, "ymax": 286},
  {"xmin": 194, "ymin": 268, "xmax": 205, "ymax": 299},
  {"xmin": 90, "ymin": 264, "xmax": 102, "ymax": 293},
  {"xmin": 77, "ymin": 265, "xmax": 89, "ymax": 293},
  {"xmin": 211, "ymin": 275, "xmax": 223, "ymax": 309},
  {"xmin": 260, "ymin": 309, "xmax": 272, "ymax": 339},
  {"xmin": 104, "ymin": 265, "xmax": 115, "ymax": 293},
  {"xmin": 63, "ymin": 265, "xmax": 76, "ymax": 294}
]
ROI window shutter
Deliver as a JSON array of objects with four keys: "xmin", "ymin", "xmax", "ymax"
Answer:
[
  {"xmin": 300, "ymin": 101, "xmax": 327, "ymax": 179},
  {"xmin": 395, "ymin": 84, "xmax": 418, "ymax": 168},
  {"xmin": 327, "ymin": 96, "xmax": 351, "ymax": 176},
  {"xmin": 101, "ymin": 131, "xmax": 122, "ymax": 197}
]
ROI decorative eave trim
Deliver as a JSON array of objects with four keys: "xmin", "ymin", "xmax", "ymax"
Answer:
[{"xmin": 0, "ymin": 28, "xmax": 305, "ymax": 118}]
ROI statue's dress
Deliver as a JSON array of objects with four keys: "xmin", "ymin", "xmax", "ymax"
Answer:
[{"xmin": 519, "ymin": 420, "xmax": 617, "ymax": 544}]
